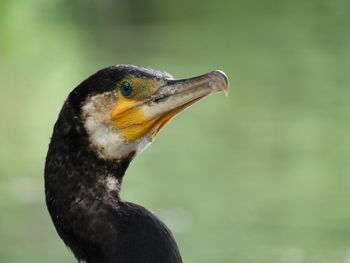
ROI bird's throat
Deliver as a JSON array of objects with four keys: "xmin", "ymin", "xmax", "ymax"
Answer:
[
  {"xmin": 45, "ymin": 112, "xmax": 133, "ymax": 260},
  {"xmin": 45, "ymin": 103, "xmax": 134, "ymax": 233}
]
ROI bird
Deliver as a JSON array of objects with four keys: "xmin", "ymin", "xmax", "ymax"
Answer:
[{"xmin": 44, "ymin": 64, "xmax": 229, "ymax": 263}]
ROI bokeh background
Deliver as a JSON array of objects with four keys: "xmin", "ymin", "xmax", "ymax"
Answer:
[{"xmin": 1, "ymin": 0, "xmax": 350, "ymax": 262}]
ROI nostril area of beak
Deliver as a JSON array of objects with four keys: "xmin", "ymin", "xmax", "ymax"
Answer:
[{"xmin": 154, "ymin": 95, "xmax": 168, "ymax": 103}]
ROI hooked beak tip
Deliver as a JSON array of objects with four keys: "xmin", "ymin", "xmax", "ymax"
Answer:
[{"xmin": 211, "ymin": 70, "xmax": 229, "ymax": 96}]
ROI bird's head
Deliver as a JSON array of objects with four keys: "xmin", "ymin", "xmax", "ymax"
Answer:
[{"xmin": 67, "ymin": 64, "xmax": 228, "ymax": 161}]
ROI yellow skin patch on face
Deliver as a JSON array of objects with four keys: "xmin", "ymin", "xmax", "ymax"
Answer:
[
  {"xmin": 115, "ymin": 105, "xmax": 187, "ymax": 141},
  {"xmin": 111, "ymin": 102, "xmax": 150, "ymax": 141},
  {"xmin": 110, "ymin": 77, "xmax": 168, "ymax": 141}
]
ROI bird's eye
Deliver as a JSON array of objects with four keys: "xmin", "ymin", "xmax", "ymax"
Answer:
[{"xmin": 120, "ymin": 81, "xmax": 133, "ymax": 97}]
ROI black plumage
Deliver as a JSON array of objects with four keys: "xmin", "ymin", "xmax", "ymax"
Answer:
[{"xmin": 45, "ymin": 66, "xmax": 182, "ymax": 263}]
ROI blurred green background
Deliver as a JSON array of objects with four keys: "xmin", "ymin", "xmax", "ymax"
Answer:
[{"xmin": 1, "ymin": 0, "xmax": 350, "ymax": 262}]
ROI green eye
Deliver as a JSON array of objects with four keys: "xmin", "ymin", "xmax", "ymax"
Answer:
[{"xmin": 120, "ymin": 81, "xmax": 133, "ymax": 97}]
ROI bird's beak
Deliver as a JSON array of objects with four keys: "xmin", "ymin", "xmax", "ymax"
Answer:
[{"xmin": 111, "ymin": 70, "xmax": 229, "ymax": 141}]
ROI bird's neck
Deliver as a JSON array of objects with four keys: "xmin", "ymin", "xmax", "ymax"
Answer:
[
  {"xmin": 45, "ymin": 105, "xmax": 135, "ymax": 261},
  {"xmin": 45, "ymin": 102, "xmax": 133, "ymax": 205},
  {"xmin": 45, "ymin": 103, "xmax": 182, "ymax": 263},
  {"xmin": 45, "ymin": 137, "xmax": 128, "ymax": 205}
]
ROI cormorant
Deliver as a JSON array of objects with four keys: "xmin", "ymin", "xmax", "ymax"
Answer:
[{"xmin": 45, "ymin": 64, "xmax": 229, "ymax": 263}]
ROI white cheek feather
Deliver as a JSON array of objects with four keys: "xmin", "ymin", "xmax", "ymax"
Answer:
[{"xmin": 81, "ymin": 92, "xmax": 153, "ymax": 160}]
